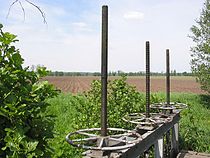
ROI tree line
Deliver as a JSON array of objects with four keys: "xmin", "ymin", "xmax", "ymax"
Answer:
[{"xmin": 48, "ymin": 70, "xmax": 194, "ymax": 77}]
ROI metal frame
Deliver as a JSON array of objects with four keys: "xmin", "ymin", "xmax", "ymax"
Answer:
[
  {"xmin": 66, "ymin": 5, "xmax": 188, "ymax": 158},
  {"xmin": 151, "ymin": 102, "xmax": 188, "ymax": 111},
  {"xmin": 66, "ymin": 128, "xmax": 142, "ymax": 151},
  {"xmin": 120, "ymin": 112, "xmax": 180, "ymax": 158},
  {"xmin": 123, "ymin": 113, "xmax": 170, "ymax": 124},
  {"xmin": 122, "ymin": 42, "xmax": 173, "ymax": 131}
]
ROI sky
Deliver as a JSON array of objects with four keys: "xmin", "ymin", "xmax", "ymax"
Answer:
[{"xmin": 0, "ymin": 0, "xmax": 204, "ymax": 72}]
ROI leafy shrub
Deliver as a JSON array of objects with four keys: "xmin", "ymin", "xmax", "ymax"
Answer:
[
  {"xmin": 73, "ymin": 76, "xmax": 163, "ymax": 130},
  {"xmin": 0, "ymin": 24, "xmax": 58, "ymax": 157}
]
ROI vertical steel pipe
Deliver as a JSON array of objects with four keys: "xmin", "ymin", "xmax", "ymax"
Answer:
[
  {"xmin": 146, "ymin": 41, "xmax": 150, "ymax": 118},
  {"xmin": 166, "ymin": 50, "xmax": 171, "ymax": 155},
  {"xmin": 101, "ymin": 5, "xmax": 108, "ymax": 136},
  {"xmin": 166, "ymin": 49, "xmax": 170, "ymax": 106}
]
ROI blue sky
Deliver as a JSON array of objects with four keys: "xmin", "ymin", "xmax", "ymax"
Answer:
[{"xmin": 0, "ymin": 0, "xmax": 204, "ymax": 72}]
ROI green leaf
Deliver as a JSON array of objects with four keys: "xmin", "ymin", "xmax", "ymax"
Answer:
[
  {"xmin": 27, "ymin": 141, "xmax": 39, "ymax": 152},
  {"xmin": 12, "ymin": 53, "xmax": 23, "ymax": 66},
  {"xmin": 3, "ymin": 32, "xmax": 17, "ymax": 44},
  {"xmin": 0, "ymin": 107, "xmax": 9, "ymax": 118}
]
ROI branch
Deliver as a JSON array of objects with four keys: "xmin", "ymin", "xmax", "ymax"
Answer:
[
  {"xmin": 25, "ymin": 0, "xmax": 47, "ymax": 24},
  {"xmin": 7, "ymin": 0, "xmax": 47, "ymax": 24},
  {"xmin": 7, "ymin": 0, "xmax": 19, "ymax": 19},
  {"xmin": 19, "ymin": 1, "xmax": 25, "ymax": 21}
]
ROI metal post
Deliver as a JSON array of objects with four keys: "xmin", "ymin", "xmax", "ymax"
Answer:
[
  {"xmin": 101, "ymin": 5, "xmax": 108, "ymax": 136},
  {"xmin": 166, "ymin": 49, "xmax": 170, "ymax": 106},
  {"xmin": 171, "ymin": 123, "xmax": 179, "ymax": 157},
  {"xmin": 154, "ymin": 136, "xmax": 164, "ymax": 158},
  {"xmin": 146, "ymin": 41, "xmax": 150, "ymax": 118}
]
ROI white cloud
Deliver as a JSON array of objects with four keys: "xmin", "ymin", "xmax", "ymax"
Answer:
[
  {"xmin": 72, "ymin": 22, "xmax": 92, "ymax": 32},
  {"xmin": 123, "ymin": 11, "xmax": 144, "ymax": 20},
  {"xmin": 49, "ymin": 7, "xmax": 67, "ymax": 16},
  {"xmin": 72, "ymin": 22, "xmax": 87, "ymax": 28}
]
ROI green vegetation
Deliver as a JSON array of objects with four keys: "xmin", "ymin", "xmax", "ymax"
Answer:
[
  {"xmin": 179, "ymin": 94, "xmax": 210, "ymax": 152},
  {"xmin": 46, "ymin": 94, "xmax": 83, "ymax": 158},
  {"xmin": 190, "ymin": 0, "xmax": 210, "ymax": 94},
  {"xmin": 75, "ymin": 76, "xmax": 147, "ymax": 129},
  {"xmin": 46, "ymin": 76, "xmax": 148, "ymax": 157},
  {"xmin": 0, "ymin": 24, "xmax": 58, "ymax": 157},
  {"xmin": 46, "ymin": 77, "xmax": 210, "ymax": 157}
]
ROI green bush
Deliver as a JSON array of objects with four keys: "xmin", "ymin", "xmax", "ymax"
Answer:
[
  {"xmin": 73, "ymin": 76, "xmax": 146, "ymax": 130},
  {"xmin": 0, "ymin": 24, "xmax": 58, "ymax": 157}
]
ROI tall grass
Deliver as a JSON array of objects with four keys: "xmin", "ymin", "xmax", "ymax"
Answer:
[
  {"xmin": 46, "ymin": 92, "xmax": 210, "ymax": 157},
  {"xmin": 47, "ymin": 94, "xmax": 83, "ymax": 158}
]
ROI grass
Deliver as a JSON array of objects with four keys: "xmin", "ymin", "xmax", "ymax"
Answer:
[
  {"xmin": 47, "ymin": 94, "xmax": 83, "ymax": 158},
  {"xmin": 46, "ymin": 92, "xmax": 210, "ymax": 157}
]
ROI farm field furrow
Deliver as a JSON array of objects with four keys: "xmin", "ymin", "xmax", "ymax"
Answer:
[{"xmin": 43, "ymin": 76, "xmax": 205, "ymax": 94}]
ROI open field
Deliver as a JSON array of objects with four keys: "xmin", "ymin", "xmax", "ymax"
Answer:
[{"xmin": 43, "ymin": 76, "xmax": 205, "ymax": 94}]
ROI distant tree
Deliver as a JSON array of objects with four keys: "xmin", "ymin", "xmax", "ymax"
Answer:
[
  {"xmin": 182, "ymin": 72, "xmax": 187, "ymax": 76},
  {"xmin": 190, "ymin": 0, "xmax": 210, "ymax": 94},
  {"xmin": 173, "ymin": 70, "xmax": 175, "ymax": 76},
  {"xmin": 93, "ymin": 72, "xmax": 100, "ymax": 76},
  {"xmin": 112, "ymin": 71, "xmax": 117, "ymax": 76},
  {"xmin": 117, "ymin": 70, "xmax": 125, "ymax": 76}
]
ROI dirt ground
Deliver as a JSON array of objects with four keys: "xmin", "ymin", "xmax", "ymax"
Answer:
[{"xmin": 43, "ymin": 76, "xmax": 205, "ymax": 94}]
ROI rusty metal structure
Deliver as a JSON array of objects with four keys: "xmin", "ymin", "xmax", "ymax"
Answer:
[
  {"xmin": 166, "ymin": 49, "xmax": 170, "ymax": 107},
  {"xmin": 122, "ymin": 42, "xmax": 173, "ymax": 131},
  {"xmin": 146, "ymin": 41, "xmax": 150, "ymax": 118},
  {"xmin": 150, "ymin": 49, "xmax": 188, "ymax": 111},
  {"xmin": 66, "ymin": 5, "xmax": 141, "ymax": 157},
  {"xmin": 66, "ymin": 5, "xmax": 188, "ymax": 158},
  {"xmin": 101, "ymin": 5, "xmax": 108, "ymax": 137}
]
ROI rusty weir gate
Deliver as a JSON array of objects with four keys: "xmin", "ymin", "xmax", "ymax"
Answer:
[{"xmin": 66, "ymin": 6, "xmax": 188, "ymax": 158}]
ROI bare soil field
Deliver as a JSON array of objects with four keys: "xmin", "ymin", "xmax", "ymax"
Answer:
[{"xmin": 43, "ymin": 76, "xmax": 205, "ymax": 94}]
